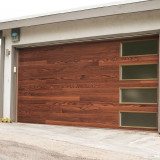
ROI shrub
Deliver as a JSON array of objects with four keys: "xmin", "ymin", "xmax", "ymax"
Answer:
[{"xmin": 0, "ymin": 117, "xmax": 11, "ymax": 123}]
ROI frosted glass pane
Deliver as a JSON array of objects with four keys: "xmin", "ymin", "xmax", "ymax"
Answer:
[
  {"xmin": 122, "ymin": 64, "xmax": 157, "ymax": 80},
  {"xmin": 122, "ymin": 39, "xmax": 158, "ymax": 56},
  {"xmin": 121, "ymin": 88, "xmax": 157, "ymax": 103},
  {"xmin": 121, "ymin": 112, "xmax": 157, "ymax": 128}
]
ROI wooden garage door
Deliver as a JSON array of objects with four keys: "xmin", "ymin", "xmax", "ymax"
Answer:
[{"xmin": 18, "ymin": 36, "xmax": 158, "ymax": 130}]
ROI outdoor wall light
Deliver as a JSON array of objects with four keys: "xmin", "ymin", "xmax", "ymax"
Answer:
[{"xmin": 11, "ymin": 28, "xmax": 20, "ymax": 42}]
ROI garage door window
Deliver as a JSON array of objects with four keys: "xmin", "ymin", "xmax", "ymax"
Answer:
[
  {"xmin": 121, "ymin": 64, "xmax": 158, "ymax": 80},
  {"xmin": 120, "ymin": 112, "xmax": 157, "ymax": 128},
  {"xmin": 121, "ymin": 39, "xmax": 158, "ymax": 56},
  {"xmin": 120, "ymin": 88, "xmax": 157, "ymax": 104}
]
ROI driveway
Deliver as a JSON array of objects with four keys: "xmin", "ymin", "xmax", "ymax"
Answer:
[{"xmin": 0, "ymin": 123, "xmax": 159, "ymax": 160}]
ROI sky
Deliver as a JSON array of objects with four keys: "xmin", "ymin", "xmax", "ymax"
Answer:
[{"xmin": 0, "ymin": 0, "xmax": 145, "ymax": 21}]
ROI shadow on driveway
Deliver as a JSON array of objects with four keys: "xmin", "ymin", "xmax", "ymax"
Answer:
[{"xmin": 0, "ymin": 140, "xmax": 90, "ymax": 160}]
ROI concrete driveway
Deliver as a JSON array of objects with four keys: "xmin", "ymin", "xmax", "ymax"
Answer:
[{"xmin": 0, "ymin": 123, "xmax": 160, "ymax": 160}]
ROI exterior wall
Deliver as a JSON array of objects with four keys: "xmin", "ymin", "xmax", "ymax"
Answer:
[
  {"xmin": 0, "ymin": 37, "xmax": 5, "ymax": 118},
  {"xmin": 159, "ymin": 35, "xmax": 160, "ymax": 133},
  {"xmin": 2, "ymin": 9, "xmax": 160, "ymax": 120},
  {"xmin": 13, "ymin": 10, "xmax": 160, "ymax": 46},
  {"xmin": 2, "ymin": 30, "xmax": 12, "ymax": 118}
]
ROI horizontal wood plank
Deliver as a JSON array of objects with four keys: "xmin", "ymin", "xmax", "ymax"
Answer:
[{"xmin": 18, "ymin": 36, "xmax": 158, "ymax": 130}]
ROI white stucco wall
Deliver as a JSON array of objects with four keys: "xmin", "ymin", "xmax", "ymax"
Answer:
[
  {"xmin": 2, "ymin": 9, "xmax": 160, "ymax": 119},
  {"xmin": 14, "ymin": 10, "xmax": 160, "ymax": 46},
  {"xmin": 2, "ymin": 30, "xmax": 12, "ymax": 118}
]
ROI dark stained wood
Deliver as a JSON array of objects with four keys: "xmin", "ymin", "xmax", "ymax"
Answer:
[{"xmin": 18, "ymin": 35, "xmax": 159, "ymax": 131}]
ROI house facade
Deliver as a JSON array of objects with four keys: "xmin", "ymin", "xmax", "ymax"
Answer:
[{"xmin": 0, "ymin": 0, "xmax": 160, "ymax": 133}]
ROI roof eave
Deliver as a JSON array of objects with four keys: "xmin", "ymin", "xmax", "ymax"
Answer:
[{"xmin": 0, "ymin": 0, "xmax": 159, "ymax": 30}]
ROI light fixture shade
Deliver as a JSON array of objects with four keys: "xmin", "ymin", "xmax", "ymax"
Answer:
[{"xmin": 11, "ymin": 28, "xmax": 20, "ymax": 42}]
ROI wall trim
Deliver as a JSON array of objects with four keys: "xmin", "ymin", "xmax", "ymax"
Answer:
[
  {"xmin": 10, "ymin": 47, "xmax": 18, "ymax": 122},
  {"xmin": 0, "ymin": 37, "xmax": 5, "ymax": 118},
  {"xmin": 158, "ymin": 32, "xmax": 160, "ymax": 134}
]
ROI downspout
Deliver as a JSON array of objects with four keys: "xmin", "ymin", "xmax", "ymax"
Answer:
[{"xmin": 0, "ymin": 31, "xmax": 5, "ymax": 118}]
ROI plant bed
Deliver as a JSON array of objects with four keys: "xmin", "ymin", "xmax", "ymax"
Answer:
[{"xmin": 0, "ymin": 118, "xmax": 11, "ymax": 123}]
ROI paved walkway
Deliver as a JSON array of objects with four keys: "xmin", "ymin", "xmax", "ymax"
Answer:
[{"xmin": 0, "ymin": 123, "xmax": 159, "ymax": 160}]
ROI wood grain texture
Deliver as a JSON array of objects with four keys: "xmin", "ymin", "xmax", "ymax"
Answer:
[{"xmin": 18, "ymin": 35, "xmax": 159, "ymax": 130}]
